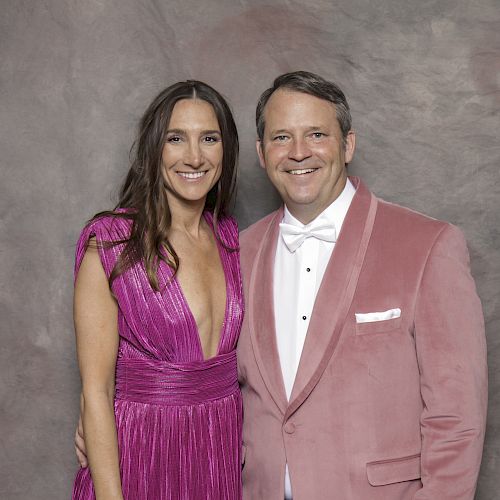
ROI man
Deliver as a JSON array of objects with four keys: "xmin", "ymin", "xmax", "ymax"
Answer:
[
  {"xmin": 76, "ymin": 71, "xmax": 487, "ymax": 499},
  {"xmin": 237, "ymin": 71, "xmax": 487, "ymax": 499}
]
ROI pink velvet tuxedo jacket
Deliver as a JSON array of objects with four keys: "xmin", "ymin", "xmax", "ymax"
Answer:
[{"xmin": 237, "ymin": 177, "xmax": 487, "ymax": 500}]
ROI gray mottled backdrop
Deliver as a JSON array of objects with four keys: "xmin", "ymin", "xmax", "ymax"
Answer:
[{"xmin": 1, "ymin": 0, "xmax": 499, "ymax": 498}]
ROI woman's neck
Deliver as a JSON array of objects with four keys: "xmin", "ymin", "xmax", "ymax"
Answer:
[{"xmin": 167, "ymin": 196, "xmax": 207, "ymax": 237}]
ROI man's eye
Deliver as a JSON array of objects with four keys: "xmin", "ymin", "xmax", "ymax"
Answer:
[
  {"xmin": 312, "ymin": 132, "xmax": 325, "ymax": 138},
  {"xmin": 274, "ymin": 135, "xmax": 288, "ymax": 141},
  {"xmin": 167, "ymin": 136, "xmax": 181, "ymax": 143}
]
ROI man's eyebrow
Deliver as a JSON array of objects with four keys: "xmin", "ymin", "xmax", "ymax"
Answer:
[
  {"xmin": 268, "ymin": 126, "xmax": 327, "ymax": 136},
  {"xmin": 268, "ymin": 129, "xmax": 290, "ymax": 136},
  {"xmin": 304, "ymin": 125, "xmax": 326, "ymax": 132}
]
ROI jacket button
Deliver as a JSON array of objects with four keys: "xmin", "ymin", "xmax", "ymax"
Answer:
[{"xmin": 284, "ymin": 422, "xmax": 295, "ymax": 434}]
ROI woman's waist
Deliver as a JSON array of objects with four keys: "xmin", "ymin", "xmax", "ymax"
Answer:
[{"xmin": 115, "ymin": 350, "xmax": 239, "ymax": 405}]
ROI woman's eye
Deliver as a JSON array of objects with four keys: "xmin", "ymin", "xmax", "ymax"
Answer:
[
  {"xmin": 167, "ymin": 136, "xmax": 181, "ymax": 143},
  {"xmin": 204, "ymin": 136, "xmax": 220, "ymax": 143}
]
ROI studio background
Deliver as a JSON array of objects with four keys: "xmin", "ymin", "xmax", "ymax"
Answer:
[{"xmin": 1, "ymin": 1, "xmax": 499, "ymax": 498}]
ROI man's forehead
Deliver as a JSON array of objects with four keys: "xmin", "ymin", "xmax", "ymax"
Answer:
[
  {"xmin": 265, "ymin": 89, "xmax": 336, "ymax": 115},
  {"xmin": 268, "ymin": 88, "xmax": 334, "ymax": 106},
  {"xmin": 264, "ymin": 89, "xmax": 338, "ymax": 129}
]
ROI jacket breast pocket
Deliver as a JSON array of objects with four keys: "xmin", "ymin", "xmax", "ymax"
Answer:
[
  {"xmin": 355, "ymin": 316, "xmax": 402, "ymax": 335},
  {"xmin": 366, "ymin": 453, "xmax": 421, "ymax": 486}
]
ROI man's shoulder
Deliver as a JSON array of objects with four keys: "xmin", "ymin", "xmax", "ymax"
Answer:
[
  {"xmin": 241, "ymin": 210, "xmax": 280, "ymax": 242},
  {"xmin": 239, "ymin": 209, "xmax": 280, "ymax": 260},
  {"xmin": 376, "ymin": 195, "xmax": 450, "ymax": 232},
  {"xmin": 355, "ymin": 178, "xmax": 452, "ymax": 238},
  {"xmin": 373, "ymin": 195, "xmax": 466, "ymax": 253}
]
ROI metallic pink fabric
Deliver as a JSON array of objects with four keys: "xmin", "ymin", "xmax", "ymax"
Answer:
[{"xmin": 72, "ymin": 212, "xmax": 244, "ymax": 500}]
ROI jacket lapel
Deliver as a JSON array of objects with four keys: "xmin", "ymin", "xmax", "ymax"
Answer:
[
  {"xmin": 247, "ymin": 207, "xmax": 288, "ymax": 415},
  {"xmin": 286, "ymin": 178, "xmax": 378, "ymax": 419}
]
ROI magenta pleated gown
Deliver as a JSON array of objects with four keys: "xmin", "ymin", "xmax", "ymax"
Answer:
[{"xmin": 72, "ymin": 211, "xmax": 244, "ymax": 500}]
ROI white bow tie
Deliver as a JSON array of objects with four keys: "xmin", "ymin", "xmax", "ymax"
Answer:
[{"xmin": 279, "ymin": 220, "xmax": 337, "ymax": 252}]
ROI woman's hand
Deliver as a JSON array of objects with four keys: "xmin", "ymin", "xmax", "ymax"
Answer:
[{"xmin": 74, "ymin": 397, "xmax": 88, "ymax": 468}]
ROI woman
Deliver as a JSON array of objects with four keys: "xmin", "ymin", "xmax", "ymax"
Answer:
[{"xmin": 72, "ymin": 81, "xmax": 243, "ymax": 499}]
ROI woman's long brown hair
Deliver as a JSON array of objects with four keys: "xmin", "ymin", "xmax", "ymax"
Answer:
[{"xmin": 90, "ymin": 80, "xmax": 239, "ymax": 291}]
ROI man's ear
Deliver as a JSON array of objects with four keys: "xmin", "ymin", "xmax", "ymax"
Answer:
[
  {"xmin": 344, "ymin": 130, "xmax": 356, "ymax": 164},
  {"xmin": 256, "ymin": 140, "xmax": 266, "ymax": 169}
]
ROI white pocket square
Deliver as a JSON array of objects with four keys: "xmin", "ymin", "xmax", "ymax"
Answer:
[{"xmin": 355, "ymin": 308, "xmax": 401, "ymax": 323}]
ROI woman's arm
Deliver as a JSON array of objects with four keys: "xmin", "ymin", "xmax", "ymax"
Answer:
[{"xmin": 74, "ymin": 239, "xmax": 123, "ymax": 500}]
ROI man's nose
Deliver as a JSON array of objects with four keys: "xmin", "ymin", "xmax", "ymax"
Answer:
[{"xmin": 288, "ymin": 138, "xmax": 312, "ymax": 162}]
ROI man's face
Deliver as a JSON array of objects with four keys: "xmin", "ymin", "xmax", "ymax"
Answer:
[{"xmin": 257, "ymin": 89, "xmax": 355, "ymax": 224}]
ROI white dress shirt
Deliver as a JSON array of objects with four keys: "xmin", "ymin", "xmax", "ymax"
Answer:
[{"xmin": 273, "ymin": 179, "xmax": 356, "ymax": 499}]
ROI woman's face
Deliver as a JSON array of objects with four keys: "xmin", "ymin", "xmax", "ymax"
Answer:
[{"xmin": 161, "ymin": 98, "xmax": 223, "ymax": 207}]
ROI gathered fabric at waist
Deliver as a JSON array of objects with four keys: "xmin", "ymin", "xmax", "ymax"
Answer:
[{"xmin": 115, "ymin": 350, "xmax": 239, "ymax": 406}]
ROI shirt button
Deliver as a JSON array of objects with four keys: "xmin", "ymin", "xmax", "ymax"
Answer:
[
  {"xmin": 306, "ymin": 267, "xmax": 311, "ymax": 272},
  {"xmin": 302, "ymin": 315, "xmax": 307, "ymax": 320},
  {"xmin": 284, "ymin": 422, "xmax": 296, "ymax": 434}
]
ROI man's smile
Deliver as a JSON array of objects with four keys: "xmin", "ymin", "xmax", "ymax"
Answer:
[{"xmin": 287, "ymin": 168, "xmax": 318, "ymax": 175}]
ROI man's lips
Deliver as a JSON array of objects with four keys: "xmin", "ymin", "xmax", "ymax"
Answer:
[{"xmin": 285, "ymin": 168, "xmax": 318, "ymax": 175}]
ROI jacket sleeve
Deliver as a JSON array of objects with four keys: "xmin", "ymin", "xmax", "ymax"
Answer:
[{"xmin": 413, "ymin": 224, "xmax": 487, "ymax": 499}]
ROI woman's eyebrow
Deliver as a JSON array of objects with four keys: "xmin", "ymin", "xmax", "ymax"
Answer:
[
  {"xmin": 166, "ymin": 128, "xmax": 221, "ymax": 135},
  {"xmin": 201, "ymin": 129, "xmax": 221, "ymax": 135}
]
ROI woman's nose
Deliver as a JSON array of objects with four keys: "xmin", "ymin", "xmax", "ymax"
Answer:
[{"xmin": 185, "ymin": 142, "xmax": 203, "ymax": 168}]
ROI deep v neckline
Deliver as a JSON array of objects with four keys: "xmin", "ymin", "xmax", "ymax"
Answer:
[{"xmin": 169, "ymin": 212, "xmax": 230, "ymax": 362}]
